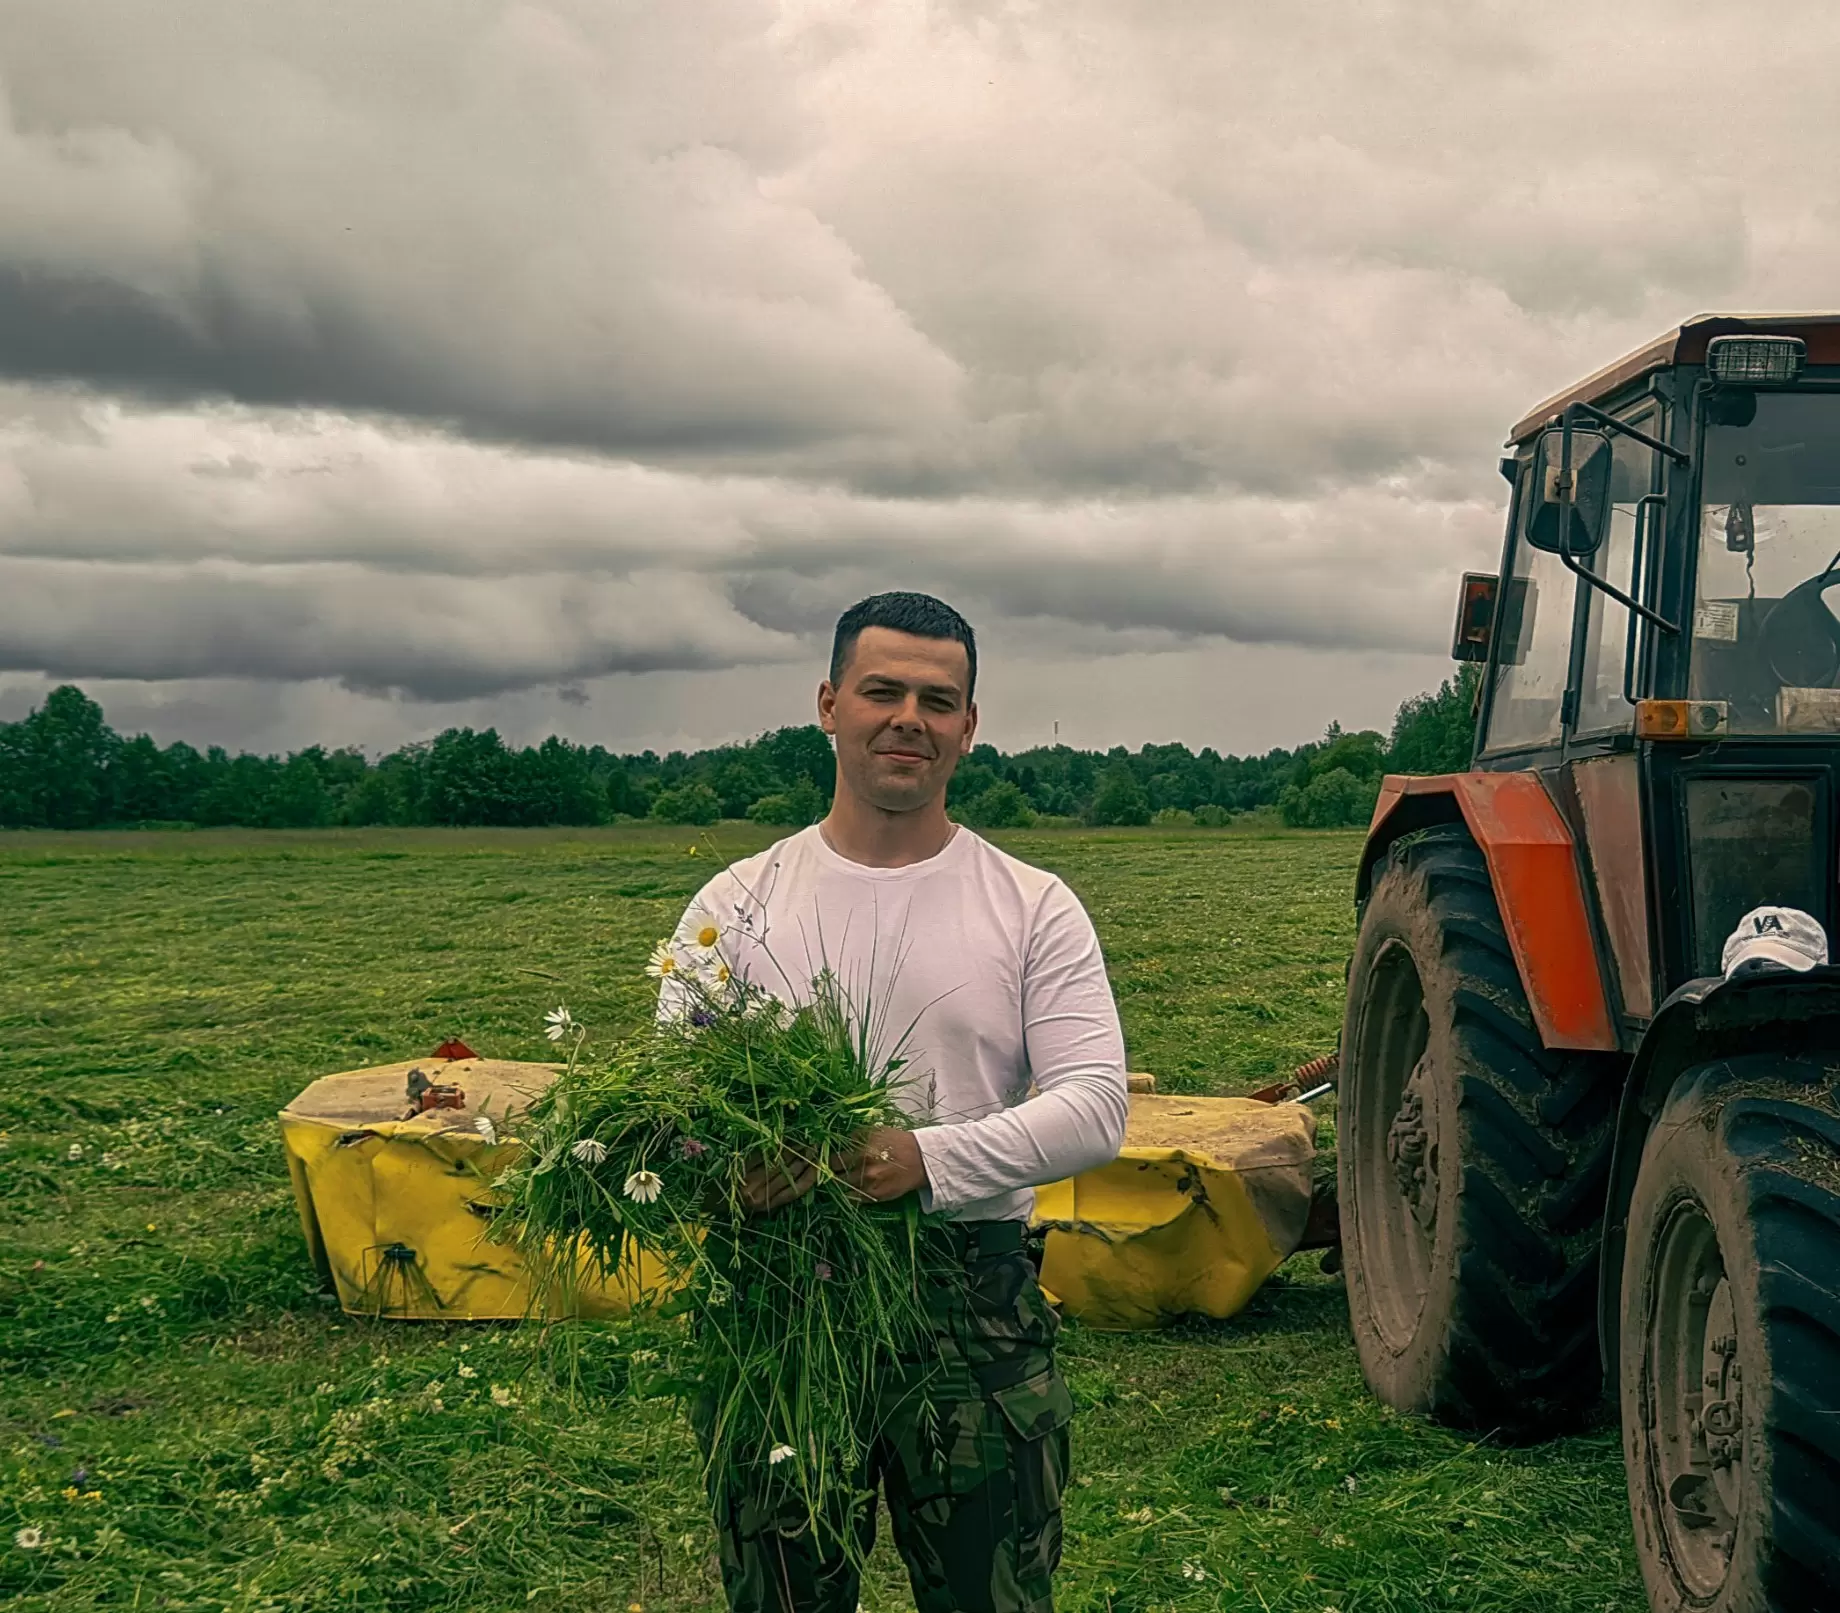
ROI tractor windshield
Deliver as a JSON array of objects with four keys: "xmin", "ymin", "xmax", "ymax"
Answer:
[{"xmin": 1692, "ymin": 391, "xmax": 1840, "ymax": 731}]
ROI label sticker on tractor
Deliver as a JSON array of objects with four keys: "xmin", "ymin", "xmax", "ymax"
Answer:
[
  {"xmin": 1694, "ymin": 600, "xmax": 1740, "ymax": 642},
  {"xmin": 1777, "ymin": 687, "xmax": 1840, "ymax": 731}
]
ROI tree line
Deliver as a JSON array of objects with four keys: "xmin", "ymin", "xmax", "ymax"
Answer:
[{"xmin": 0, "ymin": 670, "xmax": 1478, "ymax": 833}]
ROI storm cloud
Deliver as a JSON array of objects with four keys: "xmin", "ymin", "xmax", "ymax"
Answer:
[{"xmin": 3, "ymin": 0, "xmax": 1839, "ymax": 750}]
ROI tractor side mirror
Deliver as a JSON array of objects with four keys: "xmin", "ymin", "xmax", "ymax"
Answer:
[
  {"xmin": 1451, "ymin": 573, "xmax": 1498, "ymax": 663},
  {"xmin": 1526, "ymin": 426, "xmax": 1612, "ymax": 557}
]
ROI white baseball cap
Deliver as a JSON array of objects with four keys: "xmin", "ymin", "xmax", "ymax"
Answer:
[{"xmin": 1721, "ymin": 905, "xmax": 1829, "ymax": 978}]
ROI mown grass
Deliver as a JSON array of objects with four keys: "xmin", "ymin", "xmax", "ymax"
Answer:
[{"xmin": 0, "ymin": 825, "xmax": 1637, "ymax": 1611}]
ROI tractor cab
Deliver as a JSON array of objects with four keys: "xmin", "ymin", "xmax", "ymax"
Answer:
[
  {"xmin": 1464, "ymin": 315, "xmax": 1840, "ymax": 1006},
  {"xmin": 1342, "ymin": 315, "xmax": 1840, "ymax": 1612}
]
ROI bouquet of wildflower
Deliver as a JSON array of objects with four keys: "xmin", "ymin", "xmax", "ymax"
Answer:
[{"xmin": 491, "ymin": 933, "xmax": 946, "ymax": 1550}]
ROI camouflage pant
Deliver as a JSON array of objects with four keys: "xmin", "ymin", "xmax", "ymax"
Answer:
[{"xmin": 699, "ymin": 1225, "xmax": 1074, "ymax": 1613}]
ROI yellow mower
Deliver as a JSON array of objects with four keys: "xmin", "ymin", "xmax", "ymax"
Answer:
[{"xmin": 281, "ymin": 1045, "xmax": 1332, "ymax": 1329}]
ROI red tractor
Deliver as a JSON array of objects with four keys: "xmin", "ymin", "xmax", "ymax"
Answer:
[{"xmin": 1340, "ymin": 314, "xmax": 1840, "ymax": 1612}]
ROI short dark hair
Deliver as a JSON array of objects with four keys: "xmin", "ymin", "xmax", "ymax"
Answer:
[{"xmin": 829, "ymin": 591, "xmax": 977, "ymax": 700}]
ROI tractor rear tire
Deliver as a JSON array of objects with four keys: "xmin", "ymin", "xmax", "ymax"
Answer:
[
  {"xmin": 1339, "ymin": 826, "xmax": 1618, "ymax": 1436},
  {"xmin": 1622, "ymin": 1054, "xmax": 1840, "ymax": 1612}
]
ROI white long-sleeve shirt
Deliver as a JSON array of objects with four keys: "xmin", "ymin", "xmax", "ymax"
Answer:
[{"xmin": 658, "ymin": 824, "xmax": 1128, "ymax": 1221}]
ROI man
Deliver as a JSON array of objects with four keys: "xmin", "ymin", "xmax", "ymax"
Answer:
[{"xmin": 660, "ymin": 590, "xmax": 1128, "ymax": 1613}]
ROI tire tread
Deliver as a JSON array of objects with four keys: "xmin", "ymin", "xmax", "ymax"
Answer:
[
  {"xmin": 1355, "ymin": 825, "xmax": 1616, "ymax": 1434},
  {"xmin": 1633, "ymin": 1065, "xmax": 1840, "ymax": 1604}
]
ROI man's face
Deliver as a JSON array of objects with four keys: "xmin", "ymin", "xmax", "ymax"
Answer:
[{"xmin": 819, "ymin": 626, "xmax": 977, "ymax": 814}]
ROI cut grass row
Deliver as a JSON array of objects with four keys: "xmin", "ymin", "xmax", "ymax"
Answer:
[{"xmin": 0, "ymin": 826, "xmax": 1637, "ymax": 1611}]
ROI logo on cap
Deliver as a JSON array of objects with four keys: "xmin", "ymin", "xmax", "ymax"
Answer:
[{"xmin": 1722, "ymin": 905, "xmax": 1829, "ymax": 979}]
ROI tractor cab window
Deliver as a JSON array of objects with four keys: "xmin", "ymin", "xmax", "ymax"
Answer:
[
  {"xmin": 1576, "ymin": 422, "xmax": 1660, "ymax": 733},
  {"xmin": 1485, "ymin": 469, "xmax": 1576, "ymax": 752},
  {"xmin": 1692, "ymin": 391, "xmax": 1840, "ymax": 732}
]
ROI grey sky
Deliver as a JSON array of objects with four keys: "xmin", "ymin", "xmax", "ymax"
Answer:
[{"xmin": 3, "ymin": 0, "xmax": 1837, "ymax": 755}]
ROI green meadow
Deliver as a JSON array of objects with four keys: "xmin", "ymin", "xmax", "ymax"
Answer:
[{"xmin": 0, "ymin": 826, "xmax": 1635, "ymax": 1611}]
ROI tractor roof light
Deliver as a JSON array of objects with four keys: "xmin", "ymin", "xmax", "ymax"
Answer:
[{"xmin": 1706, "ymin": 334, "xmax": 1806, "ymax": 385}]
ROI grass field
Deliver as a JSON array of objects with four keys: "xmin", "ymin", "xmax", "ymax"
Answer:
[{"xmin": 0, "ymin": 826, "xmax": 1637, "ymax": 1612}]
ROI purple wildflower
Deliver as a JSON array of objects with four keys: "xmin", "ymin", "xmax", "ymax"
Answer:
[
  {"xmin": 689, "ymin": 1008, "xmax": 717, "ymax": 1028},
  {"xmin": 679, "ymin": 1137, "xmax": 708, "ymax": 1160},
  {"xmin": 814, "ymin": 1261, "xmax": 833, "ymax": 1281}
]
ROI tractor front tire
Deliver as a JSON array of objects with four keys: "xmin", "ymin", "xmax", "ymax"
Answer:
[
  {"xmin": 1622, "ymin": 1054, "xmax": 1840, "ymax": 1612},
  {"xmin": 1339, "ymin": 826, "xmax": 1617, "ymax": 1436}
]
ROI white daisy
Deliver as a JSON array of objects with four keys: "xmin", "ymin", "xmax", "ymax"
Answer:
[
  {"xmin": 543, "ymin": 1005, "xmax": 577, "ymax": 1042},
  {"xmin": 741, "ymin": 992, "xmax": 794, "ymax": 1027},
  {"xmin": 474, "ymin": 1115, "xmax": 498, "ymax": 1146},
  {"xmin": 570, "ymin": 1138, "xmax": 608, "ymax": 1166},
  {"xmin": 644, "ymin": 941, "xmax": 679, "ymax": 981},
  {"xmin": 623, "ymin": 1169, "xmax": 663, "ymax": 1204},
  {"xmin": 768, "ymin": 1444, "xmax": 795, "ymax": 1465},
  {"xmin": 691, "ymin": 919, "xmax": 722, "ymax": 950},
  {"xmin": 13, "ymin": 1527, "xmax": 42, "ymax": 1550}
]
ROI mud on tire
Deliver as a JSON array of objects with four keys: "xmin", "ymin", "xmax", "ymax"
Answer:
[
  {"xmin": 1622, "ymin": 1054, "xmax": 1840, "ymax": 1612},
  {"xmin": 1339, "ymin": 826, "xmax": 1619, "ymax": 1436}
]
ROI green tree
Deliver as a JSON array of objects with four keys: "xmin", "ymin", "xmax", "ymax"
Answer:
[
  {"xmin": 0, "ymin": 722, "xmax": 29, "ymax": 827},
  {"xmin": 746, "ymin": 793, "xmax": 797, "ymax": 826},
  {"xmin": 195, "ymin": 751, "xmax": 278, "ymax": 827},
  {"xmin": 0, "ymin": 672, "xmax": 1486, "ymax": 834},
  {"xmin": 344, "ymin": 765, "xmax": 406, "ymax": 826},
  {"xmin": 104, "ymin": 733, "xmax": 180, "ymax": 824},
  {"xmin": 599, "ymin": 760, "xmax": 650, "ymax": 820},
  {"xmin": 1147, "ymin": 772, "xmax": 1192, "ymax": 812},
  {"xmin": 315, "ymin": 748, "xmax": 371, "ymax": 822},
  {"xmin": 418, "ymin": 729, "xmax": 521, "ymax": 825},
  {"xmin": 1300, "ymin": 724, "xmax": 1388, "ymax": 785},
  {"xmin": 746, "ymin": 777, "xmax": 826, "ymax": 827},
  {"xmin": 266, "ymin": 751, "xmax": 335, "ymax": 828},
  {"xmin": 957, "ymin": 780, "xmax": 1036, "ymax": 829},
  {"xmin": 762, "ymin": 726, "xmax": 835, "ymax": 793},
  {"xmin": 2, "ymin": 686, "xmax": 118, "ymax": 828},
  {"xmin": 651, "ymin": 781, "xmax": 721, "ymax": 825},
  {"xmin": 158, "ymin": 741, "xmax": 212, "ymax": 822},
  {"xmin": 1389, "ymin": 665, "xmax": 1481, "ymax": 774},
  {"xmin": 1087, "ymin": 763, "xmax": 1150, "ymax": 827},
  {"xmin": 709, "ymin": 751, "xmax": 783, "ymax": 820},
  {"xmin": 512, "ymin": 737, "xmax": 606, "ymax": 826},
  {"xmin": 1280, "ymin": 766, "xmax": 1380, "ymax": 828},
  {"xmin": 946, "ymin": 757, "xmax": 1002, "ymax": 807}
]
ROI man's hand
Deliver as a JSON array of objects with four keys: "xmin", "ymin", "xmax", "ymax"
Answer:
[
  {"xmin": 737, "ymin": 1151, "xmax": 819, "ymax": 1215},
  {"xmin": 837, "ymin": 1128, "xmax": 929, "ymax": 1203}
]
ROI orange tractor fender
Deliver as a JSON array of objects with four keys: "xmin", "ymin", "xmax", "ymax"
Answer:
[{"xmin": 1357, "ymin": 772, "xmax": 1617, "ymax": 1053}]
